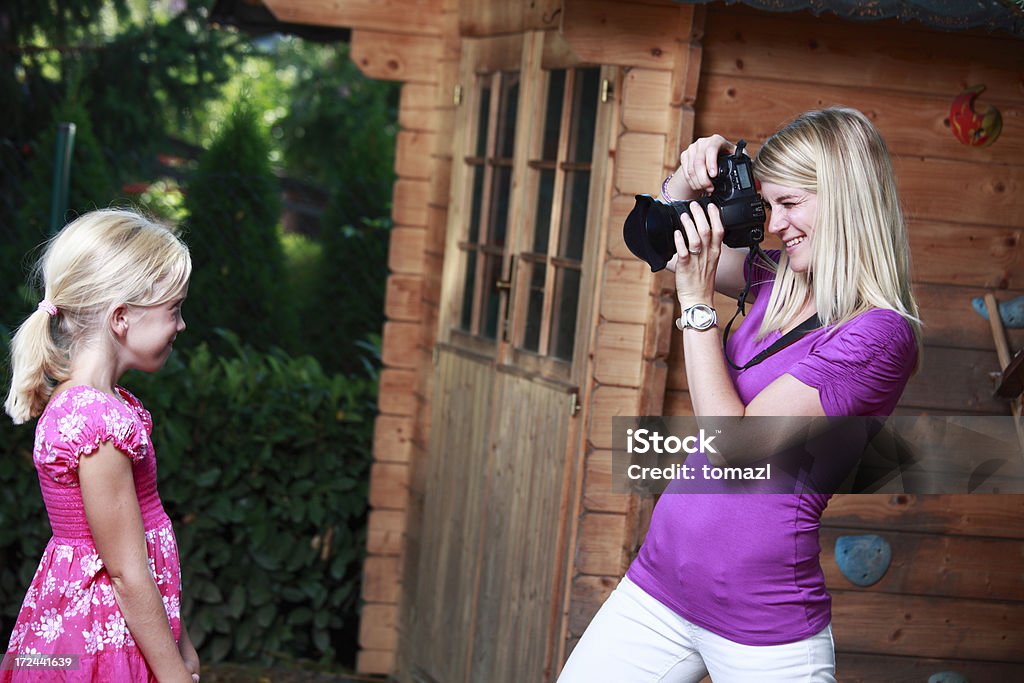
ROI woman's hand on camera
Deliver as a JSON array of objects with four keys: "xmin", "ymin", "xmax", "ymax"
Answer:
[
  {"xmin": 677, "ymin": 135, "xmax": 737, "ymax": 195},
  {"xmin": 670, "ymin": 202, "xmax": 725, "ymax": 309}
]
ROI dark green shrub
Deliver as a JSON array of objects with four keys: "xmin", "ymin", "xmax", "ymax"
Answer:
[
  {"xmin": 301, "ymin": 216, "xmax": 390, "ymax": 376},
  {"xmin": 0, "ymin": 336, "xmax": 376, "ymax": 666},
  {"xmin": 182, "ymin": 101, "xmax": 296, "ymax": 355},
  {"xmin": 2, "ymin": 89, "xmax": 119, "ymax": 327},
  {"xmin": 0, "ymin": 336, "xmax": 49, "ymax": 636}
]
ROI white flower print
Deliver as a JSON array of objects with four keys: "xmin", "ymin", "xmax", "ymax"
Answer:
[
  {"xmin": 67, "ymin": 584, "xmax": 92, "ymax": 618},
  {"xmin": 82, "ymin": 622, "xmax": 103, "ymax": 655},
  {"xmin": 23, "ymin": 585, "xmax": 38, "ymax": 611},
  {"xmin": 38, "ymin": 441, "xmax": 60, "ymax": 465},
  {"xmin": 70, "ymin": 389, "xmax": 99, "ymax": 411},
  {"xmin": 55, "ymin": 545, "xmax": 74, "ymax": 566},
  {"xmin": 10, "ymin": 622, "xmax": 28, "ymax": 648},
  {"xmin": 80, "ymin": 554, "xmax": 103, "ymax": 576},
  {"xmin": 34, "ymin": 608, "xmax": 63, "ymax": 643},
  {"xmin": 57, "ymin": 411, "xmax": 88, "ymax": 443},
  {"xmin": 162, "ymin": 593, "xmax": 181, "ymax": 621},
  {"xmin": 102, "ymin": 613, "xmax": 134, "ymax": 648},
  {"xmin": 101, "ymin": 408, "xmax": 135, "ymax": 445}
]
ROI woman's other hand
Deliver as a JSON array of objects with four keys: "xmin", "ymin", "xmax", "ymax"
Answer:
[{"xmin": 676, "ymin": 134, "xmax": 738, "ymax": 195}]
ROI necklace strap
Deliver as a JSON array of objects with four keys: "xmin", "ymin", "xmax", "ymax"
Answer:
[{"xmin": 722, "ymin": 247, "xmax": 822, "ymax": 371}]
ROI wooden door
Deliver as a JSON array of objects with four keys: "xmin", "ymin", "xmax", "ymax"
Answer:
[{"xmin": 404, "ymin": 32, "xmax": 617, "ymax": 683}]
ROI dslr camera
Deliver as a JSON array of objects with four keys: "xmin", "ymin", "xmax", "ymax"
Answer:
[{"xmin": 623, "ymin": 140, "xmax": 766, "ymax": 272}]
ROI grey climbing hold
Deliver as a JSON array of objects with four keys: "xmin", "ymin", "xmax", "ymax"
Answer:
[
  {"xmin": 971, "ymin": 295, "xmax": 1024, "ymax": 328},
  {"xmin": 835, "ymin": 534, "xmax": 891, "ymax": 587},
  {"xmin": 928, "ymin": 672, "xmax": 969, "ymax": 683}
]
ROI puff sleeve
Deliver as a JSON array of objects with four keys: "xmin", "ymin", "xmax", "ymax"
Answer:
[
  {"xmin": 37, "ymin": 387, "xmax": 149, "ymax": 485},
  {"xmin": 787, "ymin": 309, "xmax": 917, "ymax": 417}
]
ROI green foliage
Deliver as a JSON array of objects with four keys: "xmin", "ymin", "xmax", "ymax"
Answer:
[
  {"xmin": 182, "ymin": 101, "xmax": 296, "ymax": 354},
  {"xmin": 1, "ymin": 87, "xmax": 119, "ymax": 326},
  {"xmin": 0, "ymin": 0, "xmax": 240, "ymax": 173},
  {"xmin": 1, "ymin": 0, "xmax": 238, "ymax": 325},
  {"xmin": 0, "ymin": 336, "xmax": 377, "ymax": 666},
  {"xmin": 276, "ymin": 41, "xmax": 399, "ymax": 227},
  {"xmin": 302, "ymin": 216, "xmax": 391, "ymax": 375}
]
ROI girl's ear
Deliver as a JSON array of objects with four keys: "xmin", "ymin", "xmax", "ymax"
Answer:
[{"xmin": 110, "ymin": 304, "xmax": 130, "ymax": 338}]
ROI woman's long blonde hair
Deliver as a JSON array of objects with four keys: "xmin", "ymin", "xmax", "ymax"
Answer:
[
  {"xmin": 753, "ymin": 107, "xmax": 921, "ymax": 350},
  {"xmin": 4, "ymin": 209, "xmax": 191, "ymax": 424}
]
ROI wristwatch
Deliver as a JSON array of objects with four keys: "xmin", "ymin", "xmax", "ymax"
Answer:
[{"xmin": 676, "ymin": 303, "xmax": 718, "ymax": 331}]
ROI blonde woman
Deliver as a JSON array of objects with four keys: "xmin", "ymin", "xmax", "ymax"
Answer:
[
  {"xmin": 560, "ymin": 108, "xmax": 920, "ymax": 681},
  {"xmin": 2, "ymin": 210, "xmax": 199, "ymax": 682}
]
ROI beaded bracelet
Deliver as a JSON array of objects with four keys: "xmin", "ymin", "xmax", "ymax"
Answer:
[{"xmin": 661, "ymin": 174, "xmax": 677, "ymax": 203}]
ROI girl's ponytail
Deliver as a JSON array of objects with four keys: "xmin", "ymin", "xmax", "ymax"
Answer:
[{"xmin": 5, "ymin": 303, "xmax": 70, "ymax": 424}]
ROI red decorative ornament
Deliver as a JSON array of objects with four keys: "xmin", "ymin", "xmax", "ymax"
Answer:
[{"xmin": 950, "ymin": 84, "xmax": 1002, "ymax": 147}]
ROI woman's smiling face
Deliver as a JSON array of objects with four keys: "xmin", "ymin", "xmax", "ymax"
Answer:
[{"xmin": 760, "ymin": 182, "xmax": 818, "ymax": 273}]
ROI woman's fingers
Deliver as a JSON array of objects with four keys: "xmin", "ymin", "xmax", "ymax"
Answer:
[
  {"xmin": 678, "ymin": 135, "xmax": 739, "ymax": 193},
  {"xmin": 665, "ymin": 251, "xmax": 680, "ymax": 273},
  {"xmin": 706, "ymin": 203, "xmax": 726, "ymax": 256},
  {"xmin": 681, "ymin": 209, "xmax": 702, "ymax": 256},
  {"xmin": 673, "ymin": 229, "xmax": 689, "ymax": 260}
]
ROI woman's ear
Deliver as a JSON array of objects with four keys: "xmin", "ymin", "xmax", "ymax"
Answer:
[{"xmin": 109, "ymin": 304, "xmax": 130, "ymax": 339}]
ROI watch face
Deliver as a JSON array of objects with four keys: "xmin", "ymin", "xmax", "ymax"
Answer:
[{"xmin": 687, "ymin": 305, "xmax": 716, "ymax": 329}]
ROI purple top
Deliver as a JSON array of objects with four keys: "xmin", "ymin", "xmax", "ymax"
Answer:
[{"xmin": 626, "ymin": 251, "xmax": 917, "ymax": 645}]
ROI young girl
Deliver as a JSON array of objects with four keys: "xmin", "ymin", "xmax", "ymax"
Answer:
[{"xmin": 2, "ymin": 209, "xmax": 200, "ymax": 682}]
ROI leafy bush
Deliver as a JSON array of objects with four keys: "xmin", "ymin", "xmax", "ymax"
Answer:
[
  {"xmin": 0, "ymin": 335, "xmax": 376, "ymax": 666},
  {"xmin": 301, "ymin": 216, "xmax": 391, "ymax": 376},
  {"xmin": 2, "ymin": 88, "xmax": 120, "ymax": 327}
]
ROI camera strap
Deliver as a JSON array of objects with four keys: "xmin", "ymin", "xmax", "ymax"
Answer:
[{"xmin": 721, "ymin": 248, "xmax": 821, "ymax": 371}]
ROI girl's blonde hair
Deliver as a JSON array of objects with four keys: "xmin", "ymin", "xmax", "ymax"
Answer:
[
  {"xmin": 4, "ymin": 209, "xmax": 191, "ymax": 424},
  {"xmin": 753, "ymin": 107, "xmax": 921, "ymax": 349}
]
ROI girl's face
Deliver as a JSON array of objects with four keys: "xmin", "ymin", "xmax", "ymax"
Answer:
[
  {"xmin": 122, "ymin": 289, "xmax": 187, "ymax": 373},
  {"xmin": 761, "ymin": 182, "xmax": 818, "ymax": 273}
]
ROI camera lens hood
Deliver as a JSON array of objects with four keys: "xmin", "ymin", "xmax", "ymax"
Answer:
[{"xmin": 623, "ymin": 194, "xmax": 684, "ymax": 272}]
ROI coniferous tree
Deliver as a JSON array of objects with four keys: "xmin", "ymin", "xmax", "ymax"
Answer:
[{"xmin": 183, "ymin": 101, "xmax": 295, "ymax": 353}]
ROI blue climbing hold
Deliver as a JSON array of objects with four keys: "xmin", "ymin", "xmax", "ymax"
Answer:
[
  {"xmin": 835, "ymin": 534, "xmax": 891, "ymax": 587},
  {"xmin": 928, "ymin": 672, "xmax": 969, "ymax": 683},
  {"xmin": 972, "ymin": 295, "xmax": 1024, "ymax": 328}
]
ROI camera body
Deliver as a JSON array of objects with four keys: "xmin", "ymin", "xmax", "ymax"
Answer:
[{"xmin": 623, "ymin": 140, "xmax": 766, "ymax": 272}]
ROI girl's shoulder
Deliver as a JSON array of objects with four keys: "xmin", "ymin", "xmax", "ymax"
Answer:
[{"xmin": 36, "ymin": 385, "xmax": 151, "ymax": 480}]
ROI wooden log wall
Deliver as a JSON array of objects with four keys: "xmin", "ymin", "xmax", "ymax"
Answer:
[
  {"xmin": 660, "ymin": 5, "xmax": 1024, "ymax": 680},
  {"xmin": 559, "ymin": 0, "xmax": 706, "ymax": 665}
]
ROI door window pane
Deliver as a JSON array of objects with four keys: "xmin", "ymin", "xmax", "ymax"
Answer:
[
  {"xmin": 533, "ymin": 169, "xmax": 555, "ymax": 253},
  {"xmin": 523, "ymin": 259, "xmax": 545, "ymax": 353},
  {"xmin": 552, "ymin": 267, "xmax": 581, "ymax": 362},
  {"xmin": 560, "ymin": 170, "xmax": 590, "ymax": 261},
  {"xmin": 460, "ymin": 249, "xmax": 477, "ymax": 332},
  {"xmin": 482, "ymin": 251, "xmax": 503, "ymax": 340}
]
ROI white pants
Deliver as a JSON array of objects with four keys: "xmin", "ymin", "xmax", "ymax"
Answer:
[{"xmin": 558, "ymin": 576, "xmax": 836, "ymax": 683}]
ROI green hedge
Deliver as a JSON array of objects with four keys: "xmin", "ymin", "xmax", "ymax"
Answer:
[{"xmin": 0, "ymin": 333, "xmax": 376, "ymax": 666}]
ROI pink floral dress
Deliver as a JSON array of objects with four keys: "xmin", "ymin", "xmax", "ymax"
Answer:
[{"xmin": 1, "ymin": 386, "xmax": 182, "ymax": 682}]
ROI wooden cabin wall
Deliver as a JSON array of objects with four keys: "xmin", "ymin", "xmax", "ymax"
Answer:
[
  {"xmin": 658, "ymin": 5, "xmax": 1024, "ymax": 681},
  {"xmin": 558, "ymin": 0, "xmax": 708, "ymax": 665}
]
